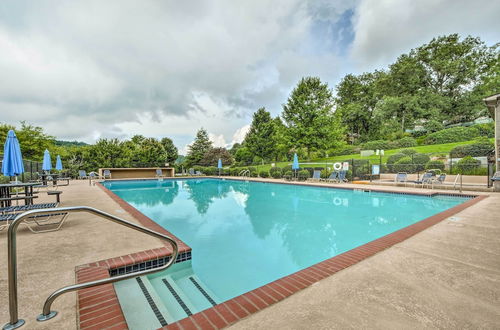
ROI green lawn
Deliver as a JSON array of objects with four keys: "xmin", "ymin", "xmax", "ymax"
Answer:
[{"xmin": 254, "ymin": 139, "xmax": 493, "ymax": 171}]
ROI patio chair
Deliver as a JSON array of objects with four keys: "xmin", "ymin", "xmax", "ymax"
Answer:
[
  {"xmin": 412, "ymin": 172, "xmax": 434, "ymax": 188},
  {"xmin": 308, "ymin": 170, "xmax": 321, "ymax": 182},
  {"xmin": 103, "ymin": 169, "xmax": 112, "ymax": 179},
  {"xmin": 78, "ymin": 170, "xmax": 88, "ymax": 180},
  {"xmin": 155, "ymin": 169, "xmax": 164, "ymax": 178},
  {"xmin": 0, "ymin": 211, "xmax": 69, "ymax": 233},
  {"xmin": 195, "ymin": 171, "xmax": 202, "ymax": 176},
  {"xmin": 394, "ymin": 172, "xmax": 408, "ymax": 186},
  {"xmin": 433, "ymin": 173, "xmax": 446, "ymax": 184},
  {"xmin": 322, "ymin": 171, "xmax": 338, "ymax": 183},
  {"xmin": 188, "ymin": 168, "xmax": 195, "ymax": 176},
  {"xmin": 338, "ymin": 170, "xmax": 348, "ymax": 183}
]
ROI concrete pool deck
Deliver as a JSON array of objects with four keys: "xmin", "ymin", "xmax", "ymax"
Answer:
[{"xmin": 0, "ymin": 178, "xmax": 499, "ymax": 329}]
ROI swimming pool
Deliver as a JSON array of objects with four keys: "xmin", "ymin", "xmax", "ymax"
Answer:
[{"xmin": 103, "ymin": 178, "xmax": 470, "ymax": 328}]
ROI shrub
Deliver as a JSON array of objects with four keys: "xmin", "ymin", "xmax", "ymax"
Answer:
[
  {"xmin": 412, "ymin": 154, "xmax": 431, "ymax": 172},
  {"xmin": 303, "ymin": 167, "xmax": 314, "ymax": 177},
  {"xmin": 424, "ymin": 120, "xmax": 445, "ymax": 133},
  {"xmin": 259, "ymin": 170, "xmax": 269, "ymax": 178},
  {"xmin": 400, "ymin": 148, "xmax": 417, "ymax": 156},
  {"xmin": 450, "ymin": 140, "xmax": 494, "ymax": 158},
  {"xmin": 229, "ymin": 168, "xmax": 240, "ymax": 176},
  {"xmin": 393, "ymin": 157, "xmax": 416, "ymax": 173},
  {"xmin": 386, "ymin": 153, "xmax": 407, "ymax": 172},
  {"xmin": 282, "ymin": 165, "xmax": 293, "ymax": 173},
  {"xmin": 394, "ymin": 137, "xmax": 417, "ymax": 148},
  {"xmin": 269, "ymin": 167, "xmax": 282, "ymax": 179},
  {"xmin": 247, "ymin": 166, "xmax": 258, "ymax": 177},
  {"xmin": 424, "ymin": 126, "xmax": 480, "ymax": 145},
  {"xmin": 320, "ymin": 169, "xmax": 331, "ymax": 179},
  {"xmin": 474, "ymin": 123, "xmax": 494, "ymax": 137},
  {"xmin": 362, "ymin": 140, "xmax": 391, "ymax": 151},
  {"xmin": 298, "ymin": 170, "xmax": 310, "ymax": 181},
  {"xmin": 284, "ymin": 170, "xmax": 293, "ymax": 179},
  {"xmin": 456, "ymin": 156, "xmax": 481, "ymax": 174},
  {"xmin": 203, "ymin": 166, "xmax": 217, "ymax": 175},
  {"xmin": 425, "ymin": 160, "xmax": 445, "ymax": 172}
]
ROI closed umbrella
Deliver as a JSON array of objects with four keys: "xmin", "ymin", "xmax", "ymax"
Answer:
[
  {"xmin": 1, "ymin": 130, "xmax": 25, "ymax": 182},
  {"xmin": 55, "ymin": 155, "xmax": 63, "ymax": 171},
  {"xmin": 292, "ymin": 153, "xmax": 299, "ymax": 179},
  {"xmin": 42, "ymin": 149, "xmax": 52, "ymax": 172},
  {"xmin": 217, "ymin": 158, "xmax": 222, "ymax": 176}
]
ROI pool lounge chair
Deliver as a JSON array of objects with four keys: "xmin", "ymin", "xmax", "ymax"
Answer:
[
  {"xmin": 394, "ymin": 172, "xmax": 408, "ymax": 186},
  {"xmin": 412, "ymin": 172, "xmax": 434, "ymax": 188},
  {"xmin": 155, "ymin": 169, "xmax": 164, "ymax": 179},
  {"xmin": 0, "ymin": 201, "xmax": 68, "ymax": 233},
  {"xmin": 78, "ymin": 170, "xmax": 88, "ymax": 180},
  {"xmin": 188, "ymin": 168, "xmax": 195, "ymax": 176},
  {"xmin": 322, "ymin": 171, "xmax": 338, "ymax": 183},
  {"xmin": 338, "ymin": 170, "xmax": 348, "ymax": 183},
  {"xmin": 103, "ymin": 169, "xmax": 112, "ymax": 179},
  {"xmin": 308, "ymin": 170, "xmax": 321, "ymax": 182}
]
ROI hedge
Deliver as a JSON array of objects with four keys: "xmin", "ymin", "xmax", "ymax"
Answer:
[
  {"xmin": 450, "ymin": 140, "xmax": 494, "ymax": 158},
  {"xmin": 386, "ymin": 153, "xmax": 407, "ymax": 172},
  {"xmin": 425, "ymin": 160, "xmax": 445, "ymax": 171},
  {"xmin": 259, "ymin": 170, "xmax": 269, "ymax": 178},
  {"xmin": 298, "ymin": 170, "xmax": 310, "ymax": 180},
  {"xmin": 456, "ymin": 156, "xmax": 481, "ymax": 174},
  {"xmin": 393, "ymin": 157, "xmax": 417, "ymax": 173},
  {"xmin": 394, "ymin": 137, "xmax": 417, "ymax": 148},
  {"xmin": 424, "ymin": 126, "xmax": 480, "ymax": 144},
  {"xmin": 269, "ymin": 167, "xmax": 282, "ymax": 179},
  {"xmin": 362, "ymin": 140, "xmax": 392, "ymax": 150}
]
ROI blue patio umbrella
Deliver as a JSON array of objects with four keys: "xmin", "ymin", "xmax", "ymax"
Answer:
[
  {"xmin": 217, "ymin": 158, "xmax": 222, "ymax": 176},
  {"xmin": 2, "ymin": 130, "xmax": 25, "ymax": 179},
  {"xmin": 292, "ymin": 153, "xmax": 299, "ymax": 179},
  {"xmin": 55, "ymin": 155, "xmax": 63, "ymax": 171},
  {"xmin": 42, "ymin": 149, "xmax": 52, "ymax": 172}
]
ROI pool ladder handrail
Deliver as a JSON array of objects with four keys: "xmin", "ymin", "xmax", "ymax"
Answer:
[
  {"xmin": 3, "ymin": 206, "xmax": 179, "ymax": 330},
  {"xmin": 239, "ymin": 169, "xmax": 250, "ymax": 177}
]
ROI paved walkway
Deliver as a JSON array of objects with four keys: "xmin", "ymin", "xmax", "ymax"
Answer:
[
  {"xmin": 0, "ymin": 180, "xmax": 163, "ymax": 329},
  {"xmin": 0, "ymin": 178, "xmax": 498, "ymax": 329}
]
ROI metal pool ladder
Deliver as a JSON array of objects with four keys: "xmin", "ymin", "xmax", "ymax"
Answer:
[
  {"xmin": 3, "ymin": 206, "xmax": 179, "ymax": 330},
  {"xmin": 239, "ymin": 169, "xmax": 250, "ymax": 177}
]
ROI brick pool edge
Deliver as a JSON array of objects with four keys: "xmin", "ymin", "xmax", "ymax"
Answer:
[{"xmin": 75, "ymin": 179, "xmax": 488, "ymax": 330}]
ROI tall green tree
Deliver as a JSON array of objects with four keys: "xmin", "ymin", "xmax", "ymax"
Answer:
[
  {"xmin": 282, "ymin": 77, "xmax": 344, "ymax": 158},
  {"xmin": 244, "ymin": 108, "xmax": 277, "ymax": 163},
  {"xmin": 160, "ymin": 137, "xmax": 178, "ymax": 164},
  {"xmin": 199, "ymin": 147, "xmax": 234, "ymax": 166},
  {"xmin": 186, "ymin": 128, "xmax": 213, "ymax": 166}
]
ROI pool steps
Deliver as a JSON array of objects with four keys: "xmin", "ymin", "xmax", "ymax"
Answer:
[{"xmin": 114, "ymin": 261, "xmax": 219, "ymax": 329}]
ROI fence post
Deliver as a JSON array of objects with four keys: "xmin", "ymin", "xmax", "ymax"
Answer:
[{"xmin": 449, "ymin": 152, "xmax": 452, "ymax": 175}]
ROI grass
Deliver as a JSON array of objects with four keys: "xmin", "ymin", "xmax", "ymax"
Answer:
[{"xmin": 254, "ymin": 139, "xmax": 493, "ymax": 172}]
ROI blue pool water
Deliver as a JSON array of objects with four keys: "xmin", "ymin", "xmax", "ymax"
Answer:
[{"xmin": 105, "ymin": 178, "xmax": 468, "ymax": 307}]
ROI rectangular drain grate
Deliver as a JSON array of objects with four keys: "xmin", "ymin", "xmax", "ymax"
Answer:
[
  {"xmin": 189, "ymin": 277, "xmax": 217, "ymax": 306},
  {"xmin": 136, "ymin": 277, "xmax": 168, "ymax": 327},
  {"xmin": 162, "ymin": 278, "xmax": 192, "ymax": 316}
]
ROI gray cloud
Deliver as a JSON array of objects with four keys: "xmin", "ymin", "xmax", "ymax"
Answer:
[{"xmin": 0, "ymin": 0, "xmax": 498, "ymax": 152}]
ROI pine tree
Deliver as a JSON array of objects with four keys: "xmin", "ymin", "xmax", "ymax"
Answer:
[
  {"xmin": 186, "ymin": 128, "xmax": 213, "ymax": 166},
  {"xmin": 244, "ymin": 108, "xmax": 276, "ymax": 164},
  {"xmin": 160, "ymin": 137, "xmax": 178, "ymax": 164}
]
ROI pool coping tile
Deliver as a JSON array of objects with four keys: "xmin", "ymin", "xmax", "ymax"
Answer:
[{"xmin": 74, "ymin": 178, "xmax": 488, "ymax": 330}]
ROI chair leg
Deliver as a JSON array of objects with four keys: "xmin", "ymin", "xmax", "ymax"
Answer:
[{"xmin": 25, "ymin": 213, "xmax": 69, "ymax": 233}]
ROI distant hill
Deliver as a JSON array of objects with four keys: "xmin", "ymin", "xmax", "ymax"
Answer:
[{"xmin": 55, "ymin": 140, "xmax": 89, "ymax": 147}]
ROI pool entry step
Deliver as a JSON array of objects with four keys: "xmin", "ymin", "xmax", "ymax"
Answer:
[{"xmin": 114, "ymin": 261, "xmax": 219, "ymax": 329}]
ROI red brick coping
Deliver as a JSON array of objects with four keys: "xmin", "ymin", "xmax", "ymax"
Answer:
[{"xmin": 74, "ymin": 179, "xmax": 487, "ymax": 330}]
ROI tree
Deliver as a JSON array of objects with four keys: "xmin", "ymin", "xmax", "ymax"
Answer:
[
  {"xmin": 234, "ymin": 147, "xmax": 253, "ymax": 166},
  {"xmin": 282, "ymin": 77, "xmax": 344, "ymax": 158},
  {"xmin": 199, "ymin": 147, "xmax": 233, "ymax": 167},
  {"xmin": 0, "ymin": 121, "xmax": 55, "ymax": 160},
  {"xmin": 86, "ymin": 139, "xmax": 130, "ymax": 169},
  {"xmin": 244, "ymin": 108, "xmax": 277, "ymax": 163},
  {"xmin": 160, "ymin": 137, "xmax": 178, "ymax": 164},
  {"xmin": 186, "ymin": 128, "xmax": 213, "ymax": 167},
  {"xmin": 129, "ymin": 138, "xmax": 166, "ymax": 167},
  {"xmin": 335, "ymin": 72, "xmax": 384, "ymax": 141}
]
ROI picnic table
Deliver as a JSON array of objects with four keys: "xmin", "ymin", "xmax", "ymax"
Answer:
[{"xmin": 0, "ymin": 182, "xmax": 40, "ymax": 207}]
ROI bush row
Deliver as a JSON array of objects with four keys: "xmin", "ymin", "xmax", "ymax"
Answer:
[{"xmin": 424, "ymin": 123, "xmax": 494, "ymax": 145}]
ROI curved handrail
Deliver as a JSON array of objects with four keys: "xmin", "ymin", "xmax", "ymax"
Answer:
[
  {"xmin": 3, "ymin": 206, "xmax": 179, "ymax": 330},
  {"xmin": 239, "ymin": 170, "xmax": 250, "ymax": 177}
]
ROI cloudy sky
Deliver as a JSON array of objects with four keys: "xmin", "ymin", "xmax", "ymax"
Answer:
[{"xmin": 1, "ymin": 0, "xmax": 499, "ymax": 154}]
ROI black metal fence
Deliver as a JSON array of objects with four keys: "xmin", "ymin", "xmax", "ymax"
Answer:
[{"xmin": 0, "ymin": 154, "xmax": 44, "ymax": 183}]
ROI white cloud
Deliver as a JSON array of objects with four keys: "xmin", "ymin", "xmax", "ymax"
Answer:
[{"xmin": 350, "ymin": 0, "xmax": 500, "ymax": 71}]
